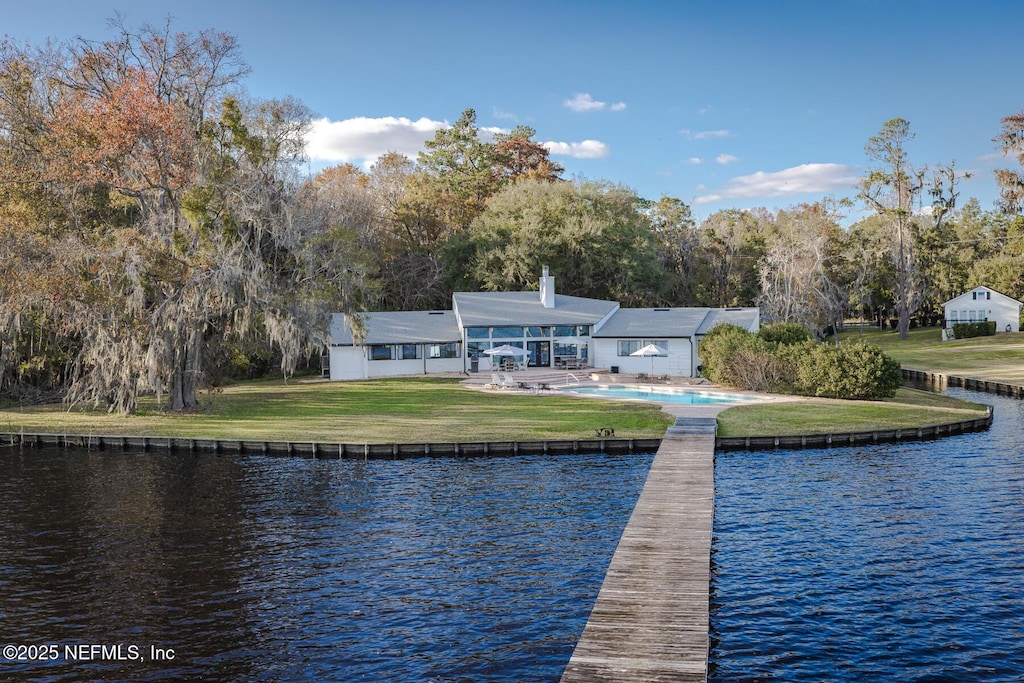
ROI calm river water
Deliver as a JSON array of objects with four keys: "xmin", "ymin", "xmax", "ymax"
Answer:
[
  {"xmin": 3, "ymin": 388, "xmax": 1022, "ymax": 682},
  {"xmin": 711, "ymin": 388, "xmax": 1024, "ymax": 682},
  {"xmin": 0, "ymin": 449, "xmax": 653, "ymax": 682}
]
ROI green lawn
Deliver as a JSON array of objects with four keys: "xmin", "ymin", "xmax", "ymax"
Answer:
[
  {"xmin": 717, "ymin": 388, "xmax": 990, "ymax": 437},
  {"xmin": 3, "ymin": 327, "xmax": 1016, "ymax": 444},
  {"xmin": 713, "ymin": 325, "xmax": 1014, "ymax": 436},
  {"xmin": 0, "ymin": 377, "xmax": 674, "ymax": 443},
  {"xmin": 835, "ymin": 327, "xmax": 1024, "ymax": 385}
]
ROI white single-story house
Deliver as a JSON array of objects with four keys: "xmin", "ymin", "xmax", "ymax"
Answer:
[
  {"xmin": 942, "ymin": 286, "xmax": 1023, "ymax": 340},
  {"xmin": 327, "ymin": 267, "xmax": 759, "ymax": 380}
]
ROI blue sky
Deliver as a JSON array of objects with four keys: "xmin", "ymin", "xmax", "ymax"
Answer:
[{"xmin": 4, "ymin": 1, "xmax": 1022, "ymax": 223}]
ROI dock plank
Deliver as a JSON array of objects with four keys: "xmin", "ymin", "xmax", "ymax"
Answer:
[{"xmin": 562, "ymin": 417, "xmax": 715, "ymax": 683}]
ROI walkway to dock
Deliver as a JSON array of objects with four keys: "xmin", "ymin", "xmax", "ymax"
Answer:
[{"xmin": 561, "ymin": 416, "xmax": 717, "ymax": 683}]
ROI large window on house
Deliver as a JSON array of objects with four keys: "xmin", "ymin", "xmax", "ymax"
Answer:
[
  {"xmin": 429, "ymin": 343, "xmax": 460, "ymax": 359},
  {"xmin": 554, "ymin": 325, "xmax": 591, "ymax": 337},
  {"xmin": 466, "ymin": 327, "xmax": 489, "ymax": 339},
  {"xmin": 369, "ymin": 344, "xmax": 420, "ymax": 361},
  {"xmin": 491, "ymin": 326, "xmax": 523, "ymax": 339},
  {"xmin": 468, "ymin": 341, "xmax": 490, "ymax": 358}
]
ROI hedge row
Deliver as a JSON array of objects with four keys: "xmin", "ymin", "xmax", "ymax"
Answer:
[
  {"xmin": 700, "ymin": 323, "xmax": 902, "ymax": 400},
  {"xmin": 951, "ymin": 321, "xmax": 997, "ymax": 338}
]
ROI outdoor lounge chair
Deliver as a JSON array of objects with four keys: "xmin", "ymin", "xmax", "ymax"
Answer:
[{"xmin": 501, "ymin": 372, "xmax": 518, "ymax": 389}]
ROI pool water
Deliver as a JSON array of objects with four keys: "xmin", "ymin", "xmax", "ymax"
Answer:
[{"xmin": 561, "ymin": 383, "xmax": 756, "ymax": 404}]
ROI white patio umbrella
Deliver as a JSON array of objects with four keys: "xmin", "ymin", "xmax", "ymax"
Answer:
[
  {"xmin": 483, "ymin": 344, "xmax": 530, "ymax": 369},
  {"xmin": 630, "ymin": 343, "xmax": 668, "ymax": 375},
  {"xmin": 483, "ymin": 344, "xmax": 530, "ymax": 357}
]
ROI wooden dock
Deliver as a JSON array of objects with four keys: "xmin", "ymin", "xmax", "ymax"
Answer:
[{"xmin": 561, "ymin": 417, "xmax": 716, "ymax": 682}]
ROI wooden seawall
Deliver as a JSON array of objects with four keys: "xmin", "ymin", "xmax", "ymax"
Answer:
[
  {"xmin": 561, "ymin": 417, "xmax": 716, "ymax": 682},
  {"xmin": 0, "ymin": 432, "xmax": 661, "ymax": 458},
  {"xmin": 901, "ymin": 368, "xmax": 1024, "ymax": 398}
]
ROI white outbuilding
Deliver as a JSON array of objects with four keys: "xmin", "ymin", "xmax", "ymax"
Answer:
[{"xmin": 942, "ymin": 286, "xmax": 1023, "ymax": 340}]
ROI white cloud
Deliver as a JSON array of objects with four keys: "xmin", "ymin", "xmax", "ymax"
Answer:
[
  {"xmin": 491, "ymin": 107, "xmax": 519, "ymax": 121},
  {"xmin": 975, "ymin": 152, "xmax": 1008, "ymax": 164},
  {"xmin": 543, "ymin": 139, "xmax": 610, "ymax": 159},
  {"xmin": 479, "ymin": 126, "xmax": 505, "ymax": 141},
  {"xmin": 564, "ymin": 93, "xmax": 604, "ymax": 112},
  {"xmin": 681, "ymin": 129, "xmax": 733, "ymax": 140},
  {"xmin": 304, "ymin": 116, "xmax": 610, "ymax": 168},
  {"xmin": 305, "ymin": 116, "xmax": 445, "ymax": 166},
  {"xmin": 564, "ymin": 93, "xmax": 626, "ymax": 113},
  {"xmin": 688, "ymin": 157, "xmax": 703, "ymax": 164},
  {"xmin": 694, "ymin": 163, "xmax": 860, "ymax": 204},
  {"xmin": 716, "ymin": 153, "xmax": 739, "ymax": 164}
]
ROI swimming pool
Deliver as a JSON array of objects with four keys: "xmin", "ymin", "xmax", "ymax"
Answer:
[{"xmin": 561, "ymin": 384, "xmax": 757, "ymax": 405}]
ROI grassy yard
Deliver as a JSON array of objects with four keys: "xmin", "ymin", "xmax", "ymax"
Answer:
[
  {"xmin": 836, "ymin": 327, "xmax": 1024, "ymax": 385},
  {"xmin": 717, "ymin": 388, "xmax": 990, "ymax": 437},
  {"xmin": 0, "ymin": 377, "xmax": 674, "ymax": 443},
  {"xmin": 4, "ymin": 327, "xmax": 1015, "ymax": 443}
]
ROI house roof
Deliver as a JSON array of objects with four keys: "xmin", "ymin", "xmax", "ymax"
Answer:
[
  {"xmin": 592, "ymin": 307, "xmax": 760, "ymax": 338},
  {"xmin": 452, "ymin": 291, "xmax": 619, "ymax": 327},
  {"xmin": 696, "ymin": 308, "xmax": 761, "ymax": 335},
  {"xmin": 941, "ymin": 286, "xmax": 1024, "ymax": 307},
  {"xmin": 329, "ymin": 311, "xmax": 462, "ymax": 346},
  {"xmin": 594, "ymin": 308, "xmax": 713, "ymax": 338}
]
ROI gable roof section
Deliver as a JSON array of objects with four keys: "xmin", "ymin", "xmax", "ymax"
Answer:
[
  {"xmin": 452, "ymin": 291, "xmax": 618, "ymax": 327},
  {"xmin": 593, "ymin": 307, "xmax": 760, "ymax": 338},
  {"xmin": 330, "ymin": 311, "xmax": 462, "ymax": 346},
  {"xmin": 593, "ymin": 308, "xmax": 712, "ymax": 338},
  {"xmin": 941, "ymin": 286, "xmax": 1023, "ymax": 307},
  {"xmin": 696, "ymin": 308, "xmax": 760, "ymax": 335}
]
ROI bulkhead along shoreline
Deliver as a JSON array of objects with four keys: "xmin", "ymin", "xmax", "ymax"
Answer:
[{"xmin": 2, "ymin": 368, "xmax": 1005, "ymax": 456}]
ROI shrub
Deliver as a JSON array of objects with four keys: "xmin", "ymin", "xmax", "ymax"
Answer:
[
  {"xmin": 795, "ymin": 341, "xmax": 902, "ymax": 400},
  {"xmin": 701, "ymin": 326, "xmax": 902, "ymax": 399},
  {"xmin": 952, "ymin": 321, "xmax": 997, "ymax": 339},
  {"xmin": 758, "ymin": 322, "xmax": 813, "ymax": 346},
  {"xmin": 700, "ymin": 324, "xmax": 799, "ymax": 392},
  {"xmin": 698, "ymin": 324, "xmax": 758, "ymax": 388}
]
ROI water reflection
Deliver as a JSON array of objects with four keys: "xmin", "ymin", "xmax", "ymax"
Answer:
[
  {"xmin": 710, "ymin": 389, "xmax": 1024, "ymax": 681},
  {"xmin": 0, "ymin": 450, "xmax": 653, "ymax": 682}
]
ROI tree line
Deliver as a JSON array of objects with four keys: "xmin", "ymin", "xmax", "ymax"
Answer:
[{"xmin": 2, "ymin": 20, "xmax": 1023, "ymax": 413}]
